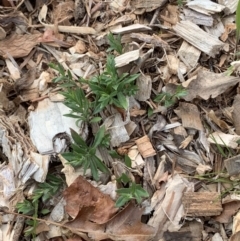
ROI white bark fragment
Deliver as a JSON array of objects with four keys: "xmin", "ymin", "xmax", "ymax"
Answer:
[
  {"xmin": 28, "ymin": 98, "xmax": 87, "ymax": 154},
  {"xmin": 107, "ymin": 113, "xmax": 130, "ymax": 147},
  {"xmin": 218, "ymin": 0, "xmax": 238, "ymax": 14},
  {"xmin": 183, "ymin": 8, "xmax": 213, "ymax": 26},
  {"xmin": 114, "ymin": 50, "xmax": 140, "ymax": 68},
  {"xmin": 173, "ymin": 21, "xmax": 225, "ymax": 57},
  {"xmin": 111, "ymin": 24, "xmax": 152, "ymax": 35},
  {"xmin": 187, "ymin": 0, "xmax": 225, "ymax": 15},
  {"xmin": 135, "ymin": 74, "xmax": 152, "ymax": 101}
]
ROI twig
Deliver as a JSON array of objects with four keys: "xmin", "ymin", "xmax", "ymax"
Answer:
[{"xmin": 150, "ymin": 7, "xmax": 161, "ymax": 25}]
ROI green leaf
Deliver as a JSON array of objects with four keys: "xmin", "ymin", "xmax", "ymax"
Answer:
[
  {"xmin": 135, "ymin": 187, "xmax": 149, "ymax": 198},
  {"xmin": 41, "ymin": 209, "xmax": 50, "ymax": 215},
  {"xmin": 124, "ymin": 155, "xmax": 132, "ymax": 168},
  {"xmin": 94, "ymin": 156, "xmax": 109, "ymax": 174},
  {"xmin": 64, "ymin": 113, "xmax": 80, "ymax": 119},
  {"xmin": 107, "ymin": 32, "xmax": 123, "ymax": 54},
  {"xmin": 115, "ymin": 195, "xmax": 130, "ymax": 207},
  {"xmin": 148, "ymin": 107, "xmax": 154, "ymax": 117},
  {"xmin": 175, "ymin": 86, "xmax": 187, "ymax": 98},
  {"xmin": 117, "ymin": 92, "xmax": 128, "ymax": 110},
  {"xmin": 90, "ymin": 117, "xmax": 102, "ymax": 123},
  {"xmin": 154, "ymin": 93, "xmax": 166, "ymax": 102},
  {"xmin": 90, "ymin": 160, "xmax": 99, "ymax": 181},
  {"xmin": 116, "ymin": 188, "xmax": 132, "ymax": 195},
  {"xmin": 117, "ymin": 173, "xmax": 131, "ymax": 185},
  {"xmin": 164, "ymin": 98, "xmax": 175, "ymax": 108},
  {"xmin": 70, "ymin": 128, "xmax": 86, "ymax": 147},
  {"xmin": 92, "ymin": 126, "xmax": 105, "ymax": 149},
  {"xmin": 16, "ymin": 200, "xmax": 34, "ymax": 215},
  {"xmin": 109, "ymin": 150, "xmax": 122, "ymax": 158}
]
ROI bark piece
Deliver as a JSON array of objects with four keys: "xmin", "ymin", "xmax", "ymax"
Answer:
[
  {"xmin": 135, "ymin": 74, "xmax": 152, "ymax": 101},
  {"xmin": 218, "ymin": 0, "xmax": 238, "ymax": 14},
  {"xmin": 128, "ymin": 145, "xmax": 145, "ymax": 168},
  {"xmin": 114, "ymin": 50, "xmax": 140, "ymax": 68},
  {"xmin": 28, "ymin": 98, "xmax": 87, "ymax": 154},
  {"xmin": 5, "ymin": 59, "xmax": 21, "ymax": 81},
  {"xmin": 173, "ymin": 21, "xmax": 224, "ymax": 57},
  {"xmin": 135, "ymin": 135, "xmax": 156, "ymax": 158},
  {"xmin": 208, "ymin": 132, "xmax": 240, "ymax": 149},
  {"xmin": 177, "ymin": 102, "xmax": 203, "ymax": 131},
  {"xmin": 108, "ymin": 14, "xmax": 136, "ymax": 27},
  {"xmin": 108, "ymin": 113, "xmax": 130, "ymax": 147},
  {"xmin": 111, "ymin": 24, "xmax": 152, "ymax": 35},
  {"xmin": 183, "ymin": 8, "xmax": 213, "ymax": 26},
  {"xmin": 167, "ymin": 54, "xmax": 179, "ymax": 75},
  {"xmin": 233, "ymin": 95, "xmax": 240, "ymax": 135},
  {"xmin": 148, "ymin": 174, "xmax": 194, "ymax": 240},
  {"xmin": 186, "ymin": 0, "xmax": 225, "ymax": 15},
  {"xmin": 182, "ymin": 192, "xmax": 223, "ymax": 216},
  {"xmin": 130, "ymin": 33, "xmax": 169, "ymax": 49},
  {"xmin": 130, "ymin": 0, "xmax": 167, "ymax": 12},
  {"xmin": 204, "ymin": 19, "xmax": 225, "ymax": 38},
  {"xmin": 224, "ymin": 155, "xmax": 240, "ymax": 176},
  {"xmin": 178, "ymin": 41, "xmax": 201, "ymax": 69}
]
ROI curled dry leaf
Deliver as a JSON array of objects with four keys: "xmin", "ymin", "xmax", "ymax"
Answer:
[
  {"xmin": 65, "ymin": 203, "xmax": 156, "ymax": 241},
  {"xmin": 63, "ymin": 175, "xmax": 118, "ymax": 224},
  {"xmin": 215, "ymin": 201, "xmax": 240, "ymax": 223},
  {"xmin": 181, "ymin": 69, "xmax": 240, "ymax": 101},
  {"xmin": 0, "ymin": 33, "xmax": 41, "ymax": 58}
]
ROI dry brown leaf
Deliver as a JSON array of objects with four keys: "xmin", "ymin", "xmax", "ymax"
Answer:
[
  {"xmin": 208, "ymin": 110, "xmax": 230, "ymax": 131},
  {"xmin": 177, "ymin": 102, "xmax": 203, "ymax": 131},
  {"xmin": 130, "ymin": 107, "xmax": 146, "ymax": 117},
  {"xmin": 63, "ymin": 175, "xmax": 118, "ymax": 224},
  {"xmin": 0, "ymin": 33, "xmax": 41, "ymax": 58},
  {"xmin": 105, "ymin": 203, "xmax": 156, "ymax": 241},
  {"xmin": 181, "ymin": 69, "xmax": 240, "ymax": 101},
  {"xmin": 215, "ymin": 201, "xmax": 240, "ymax": 223},
  {"xmin": 66, "ymin": 203, "xmax": 156, "ymax": 241}
]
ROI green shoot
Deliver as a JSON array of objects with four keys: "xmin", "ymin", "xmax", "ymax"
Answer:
[
  {"xmin": 107, "ymin": 32, "xmax": 123, "ymax": 54},
  {"xmin": 16, "ymin": 174, "xmax": 63, "ymax": 239},
  {"xmin": 62, "ymin": 126, "xmax": 110, "ymax": 181},
  {"xmin": 154, "ymin": 85, "xmax": 187, "ymax": 108},
  {"xmin": 88, "ymin": 55, "xmax": 139, "ymax": 113},
  {"xmin": 116, "ymin": 182, "xmax": 149, "ymax": 207},
  {"xmin": 210, "ymin": 134, "xmax": 234, "ymax": 158}
]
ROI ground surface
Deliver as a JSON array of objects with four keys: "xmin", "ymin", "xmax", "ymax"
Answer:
[{"xmin": 0, "ymin": 0, "xmax": 240, "ymax": 240}]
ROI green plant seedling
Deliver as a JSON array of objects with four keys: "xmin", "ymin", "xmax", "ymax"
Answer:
[
  {"xmin": 88, "ymin": 55, "xmax": 139, "ymax": 113},
  {"xmin": 107, "ymin": 32, "xmax": 123, "ymax": 54},
  {"xmin": 49, "ymin": 63, "xmax": 76, "ymax": 87},
  {"xmin": 62, "ymin": 126, "xmax": 110, "ymax": 181},
  {"xmin": 61, "ymin": 87, "xmax": 100, "ymax": 124},
  {"xmin": 16, "ymin": 174, "xmax": 63, "ymax": 239},
  {"xmin": 154, "ymin": 85, "xmax": 187, "ymax": 108},
  {"xmin": 115, "ymin": 182, "xmax": 149, "ymax": 207},
  {"xmin": 50, "ymin": 63, "xmax": 100, "ymax": 124}
]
